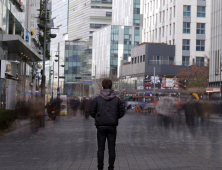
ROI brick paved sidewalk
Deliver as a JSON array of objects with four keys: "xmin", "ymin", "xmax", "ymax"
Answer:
[{"xmin": 0, "ymin": 111, "xmax": 222, "ymax": 170}]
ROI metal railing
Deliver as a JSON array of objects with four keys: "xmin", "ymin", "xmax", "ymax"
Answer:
[{"xmin": 149, "ymin": 60, "xmax": 208, "ymax": 66}]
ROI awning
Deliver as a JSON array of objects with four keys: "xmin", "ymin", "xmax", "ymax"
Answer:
[{"xmin": 2, "ymin": 34, "xmax": 42, "ymax": 61}]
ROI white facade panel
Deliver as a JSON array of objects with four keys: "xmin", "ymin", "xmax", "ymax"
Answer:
[
  {"xmin": 209, "ymin": 0, "xmax": 222, "ymax": 85},
  {"xmin": 141, "ymin": 0, "xmax": 211, "ymax": 65}
]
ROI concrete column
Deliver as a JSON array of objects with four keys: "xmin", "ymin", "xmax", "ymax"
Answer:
[
  {"xmin": 6, "ymin": 79, "xmax": 16, "ymax": 110},
  {"xmin": 13, "ymin": 22, "xmax": 16, "ymax": 35}
]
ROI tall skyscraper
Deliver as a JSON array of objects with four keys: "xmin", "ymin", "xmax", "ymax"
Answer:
[
  {"xmin": 209, "ymin": 0, "xmax": 222, "ymax": 87},
  {"xmin": 112, "ymin": 0, "xmax": 142, "ymax": 27},
  {"xmin": 50, "ymin": 0, "xmax": 69, "ymax": 94},
  {"xmin": 92, "ymin": 0, "xmax": 142, "ymax": 78},
  {"xmin": 141, "ymin": 0, "xmax": 211, "ymax": 66},
  {"xmin": 68, "ymin": 0, "xmax": 112, "ymax": 42}
]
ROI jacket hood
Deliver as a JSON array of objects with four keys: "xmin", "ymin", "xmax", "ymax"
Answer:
[{"xmin": 100, "ymin": 89, "xmax": 116, "ymax": 100}]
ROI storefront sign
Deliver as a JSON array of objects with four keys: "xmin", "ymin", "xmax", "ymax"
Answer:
[
  {"xmin": 126, "ymin": 76, "xmax": 132, "ymax": 79},
  {"xmin": 123, "ymin": 91, "xmax": 127, "ymax": 94},
  {"xmin": 144, "ymin": 92, "xmax": 152, "ymax": 95},
  {"xmin": 206, "ymin": 87, "xmax": 220, "ymax": 92},
  {"xmin": 166, "ymin": 78, "xmax": 174, "ymax": 87},
  {"xmin": 6, "ymin": 64, "xmax": 11, "ymax": 72},
  {"xmin": 83, "ymin": 80, "xmax": 93, "ymax": 83},
  {"xmin": 213, "ymin": 87, "xmax": 220, "ymax": 92},
  {"xmin": 137, "ymin": 86, "xmax": 144, "ymax": 90},
  {"xmin": 60, "ymin": 95, "xmax": 67, "ymax": 116}
]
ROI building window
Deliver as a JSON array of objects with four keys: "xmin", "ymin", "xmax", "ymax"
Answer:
[
  {"xmin": 183, "ymin": 22, "xmax": 190, "ymax": 34},
  {"xmin": 169, "ymin": 24, "xmax": 171, "ymax": 35},
  {"xmin": 196, "ymin": 57, "xmax": 204, "ymax": 66},
  {"xmin": 162, "ymin": 26, "xmax": 164, "ymax": 37},
  {"xmin": 89, "ymin": 31, "xmax": 94, "ymax": 34},
  {"xmin": 182, "ymin": 56, "xmax": 190, "ymax": 66},
  {"xmin": 135, "ymin": 57, "xmax": 137, "ymax": 64},
  {"xmin": 143, "ymin": 55, "xmax": 145, "ymax": 62},
  {"xmin": 140, "ymin": 56, "xmax": 142, "ymax": 62},
  {"xmin": 163, "ymin": 11, "xmax": 165, "ymax": 22},
  {"xmin": 196, "ymin": 40, "xmax": 205, "ymax": 51},
  {"xmin": 132, "ymin": 58, "xmax": 134, "ymax": 64},
  {"xmin": 183, "ymin": 5, "xmax": 191, "ymax": 17},
  {"xmin": 138, "ymin": 56, "xmax": 139, "ymax": 63},
  {"xmin": 173, "ymin": 23, "xmax": 175, "ymax": 34},
  {"xmin": 174, "ymin": 6, "xmax": 175, "ymax": 17},
  {"xmin": 182, "ymin": 39, "xmax": 190, "ymax": 50},
  {"xmin": 197, "ymin": 6, "xmax": 206, "ymax": 17},
  {"xmin": 196, "ymin": 23, "xmax": 205, "ymax": 34},
  {"xmin": 106, "ymin": 12, "xmax": 112, "ymax": 17},
  {"xmin": 170, "ymin": 7, "xmax": 172, "ymax": 19},
  {"xmin": 89, "ymin": 36, "xmax": 93, "ymax": 39},
  {"xmin": 90, "ymin": 24, "xmax": 107, "ymax": 29}
]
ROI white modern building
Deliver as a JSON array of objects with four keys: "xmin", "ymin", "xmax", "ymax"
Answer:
[
  {"xmin": 209, "ymin": 0, "xmax": 222, "ymax": 87},
  {"xmin": 92, "ymin": 0, "xmax": 142, "ymax": 78},
  {"xmin": 92, "ymin": 25, "xmax": 142, "ymax": 78},
  {"xmin": 112, "ymin": 0, "xmax": 142, "ymax": 27},
  {"xmin": 50, "ymin": 0, "xmax": 69, "ymax": 94},
  {"xmin": 141, "ymin": 0, "xmax": 211, "ymax": 66},
  {"xmin": 68, "ymin": 0, "xmax": 112, "ymax": 42}
]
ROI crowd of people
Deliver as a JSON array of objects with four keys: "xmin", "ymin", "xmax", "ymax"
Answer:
[{"xmin": 67, "ymin": 97, "xmax": 92, "ymax": 119}]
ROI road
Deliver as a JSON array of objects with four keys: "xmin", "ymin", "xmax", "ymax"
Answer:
[{"xmin": 0, "ymin": 111, "xmax": 222, "ymax": 170}]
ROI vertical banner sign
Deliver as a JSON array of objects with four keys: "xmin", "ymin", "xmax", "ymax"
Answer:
[
  {"xmin": 45, "ymin": 94, "xmax": 51, "ymax": 115},
  {"xmin": 60, "ymin": 95, "xmax": 67, "ymax": 115}
]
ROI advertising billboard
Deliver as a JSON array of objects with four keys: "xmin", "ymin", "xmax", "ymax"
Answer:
[{"xmin": 144, "ymin": 75, "xmax": 178, "ymax": 90}]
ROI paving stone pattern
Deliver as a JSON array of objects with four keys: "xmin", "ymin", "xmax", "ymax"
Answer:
[{"xmin": 1, "ymin": 111, "xmax": 222, "ymax": 170}]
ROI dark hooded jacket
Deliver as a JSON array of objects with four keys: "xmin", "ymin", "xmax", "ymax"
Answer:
[{"xmin": 89, "ymin": 89, "xmax": 125, "ymax": 127}]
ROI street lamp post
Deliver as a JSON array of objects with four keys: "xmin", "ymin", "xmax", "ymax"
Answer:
[
  {"xmin": 57, "ymin": 43, "xmax": 60, "ymax": 95},
  {"xmin": 94, "ymin": 65, "xmax": 96, "ymax": 98},
  {"xmin": 40, "ymin": 0, "xmax": 48, "ymax": 127}
]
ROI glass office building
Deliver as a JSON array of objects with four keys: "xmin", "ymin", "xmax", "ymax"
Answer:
[
  {"xmin": 63, "ymin": 41, "xmax": 91, "ymax": 97},
  {"xmin": 92, "ymin": 25, "xmax": 142, "ymax": 78}
]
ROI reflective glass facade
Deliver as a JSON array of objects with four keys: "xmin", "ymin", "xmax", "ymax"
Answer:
[
  {"xmin": 0, "ymin": 0, "xmax": 26, "ymax": 35},
  {"xmin": 133, "ymin": 0, "xmax": 140, "ymax": 26},
  {"xmin": 64, "ymin": 41, "xmax": 91, "ymax": 96},
  {"xmin": 92, "ymin": 25, "xmax": 142, "ymax": 78}
]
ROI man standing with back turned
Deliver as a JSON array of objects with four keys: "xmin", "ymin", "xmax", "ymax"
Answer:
[{"xmin": 89, "ymin": 79, "xmax": 125, "ymax": 170}]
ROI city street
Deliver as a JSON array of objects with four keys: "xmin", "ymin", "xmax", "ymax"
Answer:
[{"xmin": 1, "ymin": 111, "xmax": 222, "ymax": 170}]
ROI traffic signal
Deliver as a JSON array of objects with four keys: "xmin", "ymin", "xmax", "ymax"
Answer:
[
  {"xmin": 176, "ymin": 93, "xmax": 179, "ymax": 97},
  {"xmin": 41, "ymin": 69, "xmax": 43, "ymax": 75}
]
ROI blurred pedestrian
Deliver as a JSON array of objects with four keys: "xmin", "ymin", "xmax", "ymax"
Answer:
[
  {"xmin": 89, "ymin": 79, "xmax": 125, "ymax": 170},
  {"xmin": 30, "ymin": 95, "xmax": 44, "ymax": 127},
  {"xmin": 82, "ymin": 97, "xmax": 91, "ymax": 119},
  {"xmin": 70, "ymin": 97, "xmax": 80, "ymax": 117},
  {"xmin": 54, "ymin": 94, "xmax": 62, "ymax": 116},
  {"xmin": 184, "ymin": 98, "xmax": 195, "ymax": 126}
]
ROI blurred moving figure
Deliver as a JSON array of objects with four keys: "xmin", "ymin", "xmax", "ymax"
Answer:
[
  {"xmin": 184, "ymin": 99, "xmax": 195, "ymax": 126},
  {"xmin": 45, "ymin": 101, "xmax": 57, "ymax": 120},
  {"xmin": 156, "ymin": 97, "xmax": 176, "ymax": 128},
  {"xmin": 53, "ymin": 94, "xmax": 63, "ymax": 117},
  {"xmin": 30, "ymin": 95, "xmax": 44, "ymax": 127},
  {"xmin": 70, "ymin": 98, "xmax": 80, "ymax": 117},
  {"xmin": 82, "ymin": 97, "xmax": 92, "ymax": 119}
]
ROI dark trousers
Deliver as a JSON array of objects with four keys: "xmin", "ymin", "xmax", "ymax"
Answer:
[{"xmin": 97, "ymin": 126, "xmax": 117, "ymax": 170}]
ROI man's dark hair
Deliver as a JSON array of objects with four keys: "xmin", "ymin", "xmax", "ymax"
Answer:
[{"xmin": 102, "ymin": 79, "xmax": 112, "ymax": 89}]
